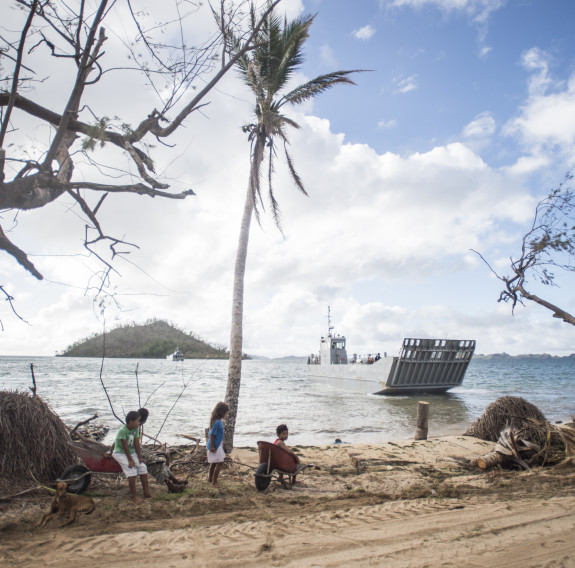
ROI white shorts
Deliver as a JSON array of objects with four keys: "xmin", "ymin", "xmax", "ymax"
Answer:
[
  {"xmin": 113, "ymin": 451, "xmax": 148, "ymax": 478},
  {"xmin": 207, "ymin": 444, "xmax": 225, "ymax": 464}
]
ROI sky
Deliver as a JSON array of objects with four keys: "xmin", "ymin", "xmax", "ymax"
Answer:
[{"xmin": 1, "ymin": 0, "xmax": 575, "ymax": 358}]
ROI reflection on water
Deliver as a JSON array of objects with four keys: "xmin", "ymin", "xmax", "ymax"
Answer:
[
  {"xmin": 380, "ymin": 393, "xmax": 472, "ymax": 429},
  {"xmin": 1, "ymin": 356, "xmax": 574, "ymax": 446}
]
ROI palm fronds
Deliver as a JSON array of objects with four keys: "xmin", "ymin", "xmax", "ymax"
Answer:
[
  {"xmin": 464, "ymin": 396, "xmax": 547, "ymax": 441},
  {"xmin": 466, "ymin": 395, "xmax": 575, "ymax": 468},
  {"xmin": 0, "ymin": 391, "xmax": 77, "ymax": 483},
  {"xmin": 237, "ymin": 6, "xmax": 360, "ymax": 228}
]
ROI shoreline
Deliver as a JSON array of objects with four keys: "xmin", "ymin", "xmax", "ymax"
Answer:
[{"xmin": 3, "ymin": 434, "xmax": 575, "ymax": 566}]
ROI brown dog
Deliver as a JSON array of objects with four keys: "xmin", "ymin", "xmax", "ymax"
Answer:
[{"xmin": 37, "ymin": 481, "xmax": 95, "ymax": 527}]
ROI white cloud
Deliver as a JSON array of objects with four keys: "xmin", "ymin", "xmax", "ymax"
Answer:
[
  {"xmin": 277, "ymin": 0, "xmax": 305, "ymax": 19},
  {"xmin": 521, "ymin": 47, "xmax": 553, "ymax": 96},
  {"xmin": 1, "ymin": 95, "xmax": 544, "ymax": 356},
  {"xmin": 3, "ymin": 0, "xmax": 575, "ymax": 359},
  {"xmin": 394, "ymin": 74, "xmax": 418, "ymax": 94},
  {"xmin": 504, "ymin": 51, "xmax": 575, "ymax": 164},
  {"xmin": 380, "ymin": 0, "xmax": 506, "ymax": 57},
  {"xmin": 380, "ymin": 0, "xmax": 507, "ymax": 25},
  {"xmin": 463, "ymin": 111, "xmax": 496, "ymax": 138},
  {"xmin": 354, "ymin": 25, "xmax": 376, "ymax": 41},
  {"xmin": 377, "ymin": 119, "xmax": 397, "ymax": 129}
]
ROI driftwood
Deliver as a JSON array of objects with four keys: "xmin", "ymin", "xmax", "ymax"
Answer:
[
  {"xmin": 0, "ymin": 485, "xmax": 43, "ymax": 502},
  {"xmin": 178, "ymin": 434, "xmax": 200, "ymax": 454},
  {"xmin": 477, "ymin": 451, "xmax": 506, "ymax": 469},
  {"xmin": 69, "ymin": 414, "xmax": 98, "ymax": 437},
  {"xmin": 475, "ymin": 426, "xmax": 540, "ymax": 470},
  {"xmin": 143, "ymin": 432, "xmax": 167, "ymax": 451}
]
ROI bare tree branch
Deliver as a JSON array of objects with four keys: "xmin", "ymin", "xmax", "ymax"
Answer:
[
  {"xmin": 0, "ymin": 0, "xmax": 38, "ymax": 154},
  {"xmin": 0, "ymin": 0, "xmax": 284, "ymax": 315},
  {"xmin": 474, "ymin": 171, "xmax": 575, "ymax": 326}
]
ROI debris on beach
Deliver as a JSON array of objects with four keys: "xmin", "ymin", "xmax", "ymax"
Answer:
[
  {"xmin": 466, "ymin": 396, "xmax": 575, "ymax": 470},
  {"xmin": 70, "ymin": 423, "xmax": 109, "ymax": 442},
  {"xmin": 464, "ymin": 396, "xmax": 547, "ymax": 441},
  {"xmin": 0, "ymin": 391, "xmax": 77, "ymax": 485}
]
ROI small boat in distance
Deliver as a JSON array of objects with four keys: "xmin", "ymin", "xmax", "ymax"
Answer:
[
  {"xmin": 307, "ymin": 307, "xmax": 475, "ymax": 395},
  {"xmin": 167, "ymin": 348, "xmax": 184, "ymax": 362}
]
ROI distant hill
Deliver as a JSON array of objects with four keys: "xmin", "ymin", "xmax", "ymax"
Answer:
[
  {"xmin": 474, "ymin": 353, "xmax": 575, "ymax": 360},
  {"xmin": 58, "ymin": 319, "xmax": 229, "ymax": 359}
]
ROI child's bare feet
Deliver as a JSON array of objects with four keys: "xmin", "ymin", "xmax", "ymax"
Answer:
[
  {"xmin": 144, "ymin": 492, "xmax": 154, "ymax": 499},
  {"xmin": 132, "ymin": 496, "xmax": 144, "ymax": 505}
]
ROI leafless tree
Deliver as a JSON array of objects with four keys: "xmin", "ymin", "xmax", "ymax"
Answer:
[
  {"xmin": 474, "ymin": 171, "xmax": 575, "ymax": 326},
  {"xmin": 0, "ymin": 0, "xmax": 281, "ymax": 313}
]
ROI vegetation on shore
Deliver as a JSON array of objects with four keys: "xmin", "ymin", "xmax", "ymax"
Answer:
[
  {"xmin": 474, "ymin": 352, "xmax": 575, "ymax": 359},
  {"xmin": 58, "ymin": 319, "xmax": 229, "ymax": 359}
]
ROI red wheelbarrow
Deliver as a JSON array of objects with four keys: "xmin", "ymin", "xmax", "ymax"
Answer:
[
  {"xmin": 59, "ymin": 439, "xmax": 122, "ymax": 493},
  {"xmin": 254, "ymin": 441, "xmax": 312, "ymax": 491}
]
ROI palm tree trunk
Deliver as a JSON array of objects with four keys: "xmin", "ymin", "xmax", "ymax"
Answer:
[{"xmin": 224, "ymin": 134, "xmax": 265, "ymax": 451}]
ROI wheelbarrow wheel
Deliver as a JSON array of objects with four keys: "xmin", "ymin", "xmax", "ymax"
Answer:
[
  {"xmin": 60, "ymin": 465, "xmax": 91, "ymax": 493},
  {"xmin": 254, "ymin": 463, "xmax": 272, "ymax": 492}
]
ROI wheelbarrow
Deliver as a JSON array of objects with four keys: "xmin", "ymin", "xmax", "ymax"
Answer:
[
  {"xmin": 254, "ymin": 441, "xmax": 312, "ymax": 491},
  {"xmin": 59, "ymin": 438, "xmax": 122, "ymax": 493}
]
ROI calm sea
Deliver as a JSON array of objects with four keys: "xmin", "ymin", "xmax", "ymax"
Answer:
[{"xmin": 1, "ymin": 356, "xmax": 574, "ymax": 447}]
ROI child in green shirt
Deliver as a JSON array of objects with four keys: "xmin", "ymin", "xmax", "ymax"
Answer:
[{"xmin": 112, "ymin": 410, "xmax": 153, "ymax": 504}]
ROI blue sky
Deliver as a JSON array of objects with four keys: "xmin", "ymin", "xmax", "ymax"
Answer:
[
  {"xmin": 1, "ymin": 0, "xmax": 575, "ymax": 357},
  {"xmin": 308, "ymin": 0, "xmax": 575, "ymax": 159}
]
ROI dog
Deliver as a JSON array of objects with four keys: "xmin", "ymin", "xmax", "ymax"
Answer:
[{"xmin": 37, "ymin": 481, "xmax": 95, "ymax": 527}]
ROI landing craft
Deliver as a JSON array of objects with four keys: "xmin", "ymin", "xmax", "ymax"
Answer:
[{"xmin": 307, "ymin": 308, "xmax": 475, "ymax": 395}]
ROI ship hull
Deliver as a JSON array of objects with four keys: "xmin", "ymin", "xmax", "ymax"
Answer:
[{"xmin": 308, "ymin": 338, "xmax": 475, "ymax": 395}]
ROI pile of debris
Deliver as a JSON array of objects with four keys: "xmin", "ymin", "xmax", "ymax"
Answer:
[
  {"xmin": 0, "ymin": 391, "xmax": 77, "ymax": 483},
  {"xmin": 466, "ymin": 396, "xmax": 575, "ymax": 470},
  {"xmin": 70, "ymin": 423, "xmax": 109, "ymax": 442}
]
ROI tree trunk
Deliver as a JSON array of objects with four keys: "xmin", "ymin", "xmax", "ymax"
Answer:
[
  {"xmin": 223, "ymin": 134, "xmax": 265, "ymax": 452},
  {"xmin": 477, "ymin": 451, "xmax": 506, "ymax": 469},
  {"xmin": 517, "ymin": 283, "xmax": 575, "ymax": 326}
]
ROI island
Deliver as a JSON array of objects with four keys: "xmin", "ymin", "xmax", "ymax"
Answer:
[{"xmin": 57, "ymin": 319, "xmax": 229, "ymax": 359}]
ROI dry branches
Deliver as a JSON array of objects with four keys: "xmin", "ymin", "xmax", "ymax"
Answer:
[
  {"xmin": 0, "ymin": 0, "xmax": 283, "ymax": 294},
  {"xmin": 0, "ymin": 391, "xmax": 78, "ymax": 483},
  {"xmin": 473, "ymin": 171, "xmax": 575, "ymax": 326},
  {"xmin": 465, "ymin": 396, "xmax": 547, "ymax": 442},
  {"xmin": 467, "ymin": 395, "xmax": 575, "ymax": 469}
]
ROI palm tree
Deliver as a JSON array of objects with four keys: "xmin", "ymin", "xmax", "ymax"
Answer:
[{"xmin": 223, "ymin": 8, "xmax": 359, "ymax": 450}]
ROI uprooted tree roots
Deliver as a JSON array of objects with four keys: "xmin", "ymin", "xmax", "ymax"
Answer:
[
  {"xmin": 0, "ymin": 391, "xmax": 77, "ymax": 484},
  {"xmin": 466, "ymin": 395, "xmax": 575, "ymax": 469}
]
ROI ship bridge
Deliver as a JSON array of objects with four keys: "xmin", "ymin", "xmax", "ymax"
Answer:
[{"xmin": 319, "ymin": 334, "xmax": 348, "ymax": 365}]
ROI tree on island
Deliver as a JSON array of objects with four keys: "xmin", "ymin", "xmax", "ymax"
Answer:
[
  {"xmin": 0, "ymin": 0, "xmax": 282, "ymax": 321},
  {"xmin": 58, "ymin": 318, "xmax": 229, "ymax": 359},
  {"xmin": 474, "ymin": 171, "xmax": 575, "ymax": 326},
  {"xmin": 223, "ymin": 8, "xmax": 359, "ymax": 450}
]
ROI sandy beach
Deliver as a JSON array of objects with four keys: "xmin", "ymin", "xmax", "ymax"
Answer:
[{"xmin": 2, "ymin": 435, "xmax": 575, "ymax": 567}]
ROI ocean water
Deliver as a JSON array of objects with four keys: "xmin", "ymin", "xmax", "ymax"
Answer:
[{"xmin": 1, "ymin": 356, "xmax": 574, "ymax": 447}]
